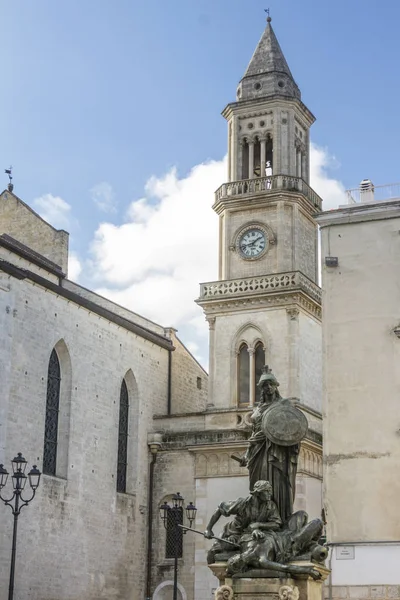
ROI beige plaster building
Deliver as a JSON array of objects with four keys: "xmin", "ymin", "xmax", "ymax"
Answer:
[{"xmin": 317, "ymin": 182, "xmax": 400, "ymax": 600}]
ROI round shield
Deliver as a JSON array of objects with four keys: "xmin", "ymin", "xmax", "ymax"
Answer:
[{"xmin": 262, "ymin": 401, "xmax": 308, "ymax": 446}]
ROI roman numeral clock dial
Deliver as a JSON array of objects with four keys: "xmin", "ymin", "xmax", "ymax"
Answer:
[{"xmin": 237, "ymin": 227, "xmax": 268, "ymax": 260}]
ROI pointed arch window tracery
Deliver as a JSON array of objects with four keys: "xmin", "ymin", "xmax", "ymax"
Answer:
[
  {"xmin": 43, "ymin": 349, "xmax": 61, "ymax": 475},
  {"xmin": 117, "ymin": 379, "xmax": 129, "ymax": 493}
]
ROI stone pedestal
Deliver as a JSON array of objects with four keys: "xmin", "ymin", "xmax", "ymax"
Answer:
[{"xmin": 211, "ymin": 562, "xmax": 330, "ymax": 600}]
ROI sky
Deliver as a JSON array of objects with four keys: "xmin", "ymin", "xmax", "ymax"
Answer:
[{"xmin": 1, "ymin": 0, "xmax": 399, "ymax": 368}]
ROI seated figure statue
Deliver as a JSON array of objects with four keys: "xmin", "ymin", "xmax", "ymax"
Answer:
[
  {"xmin": 205, "ymin": 480, "xmax": 282, "ymax": 564},
  {"xmin": 204, "ymin": 480, "xmax": 326, "ymax": 580}
]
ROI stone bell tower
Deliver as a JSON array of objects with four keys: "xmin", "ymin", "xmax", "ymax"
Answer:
[{"xmin": 197, "ymin": 16, "xmax": 323, "ymax": 427}]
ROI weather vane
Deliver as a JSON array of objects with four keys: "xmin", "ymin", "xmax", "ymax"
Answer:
[
  {"xmin": 5, "ymin": 166, "xmax": 13, "ymax": 192},
  {"xmin": 264, "ymin": 8, "xmax": 272, "ymax": 22}
]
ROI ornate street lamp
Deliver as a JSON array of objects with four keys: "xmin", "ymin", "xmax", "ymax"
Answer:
[
  {"xmin": 0, "ymin": 453, "xmax": 41, "ymax": 600},
  {"xmin": 159, "ymin": 492, "xmax": 197, "ymax": 600}
]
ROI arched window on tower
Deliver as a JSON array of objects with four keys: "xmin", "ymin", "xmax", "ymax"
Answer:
[
  {"xmin": 43, "ymin": 349, "xmax": 61, "ymax": 476},
  {"xmin": 238, "ymin": 343, "xmax": 250, "ymax": 406},
  {"xmin": 237, "ymin": 341, "xmax": 266, "ymax": 406},
  {"xmin": 117, "ymin": 379, "xmax": 129, "ymax": 493}
]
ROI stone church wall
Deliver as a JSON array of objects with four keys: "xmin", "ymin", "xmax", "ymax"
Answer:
[
  {"xmin": 165, "ymin": 329, "xmax": 208, "ymax": 415},
  {"xmin": 151, "ymin": 449, "xmax": 197, "ymax": 600},
  {"xmin": 0, "ymin": 270, "xmax": 170, "ymax": 600}
]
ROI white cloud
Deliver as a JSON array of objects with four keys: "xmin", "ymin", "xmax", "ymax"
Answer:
[
  {"xmin": 91, "ymin": 159, "xmax": 223, "ymax": 366},
  {"xmin": 33, "ymin": 193, "xmax": 71, "ymax": 229},
  {"xmin": 90, "ymin": 182, "xmax": 117, "ymax": 213},
  {"xmin": 89, "ymin": 146, "xmax": 345, "ymax": 369},
  {"xmin": 68, "ymin": 252, "xmax": 82, "ymax": 281},
  {"xmin": 310, "ymin": 143, "xmax": 347, "ymax": 210}
]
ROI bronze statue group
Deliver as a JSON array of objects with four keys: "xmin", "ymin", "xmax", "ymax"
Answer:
[{"xmin": 204, "ymin": 368, "xmax": 327, "ymax": 579}]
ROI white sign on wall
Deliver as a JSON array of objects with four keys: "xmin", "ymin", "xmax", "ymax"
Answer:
[{"xmin": 335, "ymin": 546, "xmax": 355, "ymax": 560}]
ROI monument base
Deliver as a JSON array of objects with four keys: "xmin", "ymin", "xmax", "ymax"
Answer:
[{"xmin": 211, "ymin": 562, "xmax": 330, "ymax": 600}]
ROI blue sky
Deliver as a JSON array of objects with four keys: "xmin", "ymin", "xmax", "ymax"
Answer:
[{"xmin": 1, "ymin": 0, "xmax": 399, "ymax": 365}]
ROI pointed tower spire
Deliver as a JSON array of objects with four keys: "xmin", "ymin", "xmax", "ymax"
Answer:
[{"xmin": 237, "ymin": 17, "xmax": 301, "ymax": 102}]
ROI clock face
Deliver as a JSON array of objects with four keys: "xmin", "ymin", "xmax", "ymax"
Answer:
[{"xmin": 238, "ymin": 228, "xmax": 267, "ymax": 258}]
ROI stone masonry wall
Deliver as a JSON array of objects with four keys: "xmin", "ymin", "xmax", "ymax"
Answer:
[
  {"xmin": 0, "ymin": 190, "xmax": 69, "ymax": 272},
  {"xmin": 166, "ymin": 329, "xmax": 208, "ymax": 415},
  {"xmin": 0, "ymin": 271, "xmax": 170, "ymax": 600}
]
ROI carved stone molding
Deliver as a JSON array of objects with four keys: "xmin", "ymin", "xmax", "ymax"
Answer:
[
  {"xmin": 279, "ymin": 585, "xmax": 300, "ymax": 600},
  {"xmin": 215, "ymin": 585, "xmax": 234, "ymax": 600},
  {"xmin": 206, "ymin": 316, "xmax": 216, "ymax": 330},
  {"xmin": 237, "ymin": 411, "xmax": 253, "ymax": 429},
  {"xmin": 197, "ymin": 287, "xmax": 321, "ymax": 321},
  {"xmin": 194, "ymin": 448, "xmax": 247, "ymax": 478},
  {"xmin": 286, "ymin": 307, "xmax": 300, "ymax": 320},
  {"xmin": 238, "ymin": 110, "xmax": 273, "ymax": 120},
  {"xmin": 298, "ymin": 441, "xmax": 323, "ymax": 479}
]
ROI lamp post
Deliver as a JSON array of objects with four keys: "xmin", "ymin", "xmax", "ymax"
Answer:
[
  {"xmin": 0, "ymin": 453, "xmax": 41, "ymax": 600},
  {"xmin": 159, "ymin": 493, "xmax": 197, "ymax": 600}
]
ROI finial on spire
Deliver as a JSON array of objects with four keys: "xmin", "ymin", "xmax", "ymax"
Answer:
[
  {"xmin": 4, "ymin": 166, "xmax": 13, "ymax": 192},
  {"xmin": 264, "ymin": 8, "xmax": 272, "ymax": 23}
]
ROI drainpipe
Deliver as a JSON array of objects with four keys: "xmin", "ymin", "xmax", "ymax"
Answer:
[
  {"xmin": 167, "ymin": 349, "xmax": 172, "ymax": 415},
  {"xmin": 146, "ymin": 436, "xmax": 163, "ymax": 600}
]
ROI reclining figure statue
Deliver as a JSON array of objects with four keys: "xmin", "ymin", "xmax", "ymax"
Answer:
[{"xmin": 204, "ymin": 480, "xmax": 326, "ymax": 579}]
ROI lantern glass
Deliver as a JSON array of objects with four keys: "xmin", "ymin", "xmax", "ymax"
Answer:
[
  {"xmin": 12, "ymin": 453, "xmax": 27, "ymax": 475},
  {"xmin": 28, "ymin": 465, "xmax": 41, "ymax": 490},
  {"xmin": 185, "ymin": 501, "xmax": 197, "ymax": 525},
  {"xmin": 0, "ymin": 464, "xmax": 9, "ymax": 489},
  {"xmin": 172, "ymin": 492, "xmax": 184, "ymax": 509},
  {"xmin": 159, "ymin": 501, "xmax": 170, "ymax": 527},
  {"xmin": 12, "ymin": 471, "xmax": 27, "ymax": 491}
]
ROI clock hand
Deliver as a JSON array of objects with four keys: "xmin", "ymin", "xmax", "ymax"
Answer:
[{"xmin": 248, "ymin": 235, "xmax": 264, "ymax": 246}]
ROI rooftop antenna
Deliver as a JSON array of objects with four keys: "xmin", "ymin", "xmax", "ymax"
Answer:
[
  {"xmin": 264, "ymin": 8, "xmax": 272, "ymax": 23},
  {"xmin": 5, "ymin": 166, "xmax": 13, "ymax": 192}
]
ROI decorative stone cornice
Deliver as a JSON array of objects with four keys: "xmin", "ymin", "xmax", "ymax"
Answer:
[
  {"xmin": 187, "ymin": 437, "xmax": 322, "ymax": 480},
  {"xmin": 214, "ymin": 175, "xmax": 322, "ymax": 213},
  {"xmin": 197, "ymin": 272, "xmax": 321, "ymax": 320}
]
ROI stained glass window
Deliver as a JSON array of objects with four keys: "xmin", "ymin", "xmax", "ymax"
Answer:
[
  {"xmin": 117, "ymin": 379, "xmax": 129, "ymax": 493},
  {"xmin": 43, "ymin": 349, "xmax": 61, "ymax": 475}
]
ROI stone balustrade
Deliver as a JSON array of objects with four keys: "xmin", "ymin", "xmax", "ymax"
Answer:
[
  {"xmin": 199, "ymin": 271, "xmax": 321, "ymax": 304},
  {"xmin": 215, "ymin": 175, "xmax": 323, "ymax": 211}
]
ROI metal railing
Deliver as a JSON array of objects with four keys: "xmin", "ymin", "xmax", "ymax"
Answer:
[
  {"xmin": 215, "ymin": 175, "xmax": 322, "ymax": 210},
  {"xmin": 198, "ymin": 271, "xmax": 321, "ymax": 303},
  {"xmin": 346, "ymin": 182, "xmax": 400, "ymax": 204}
]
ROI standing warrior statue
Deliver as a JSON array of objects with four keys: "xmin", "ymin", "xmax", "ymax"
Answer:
[{"xmin": 238, "ymin": 367, "xmax": 308, "ymax": 522}]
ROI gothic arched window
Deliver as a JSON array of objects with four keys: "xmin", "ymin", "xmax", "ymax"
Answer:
[
  {"xmin": 238, "ymin": 343, "xmax": 250, "ymax": 406},
  {"xmin": 117, "ymin": 379, "xmax": 129, "ymax": 493},
  {"xmin": 43, "ymin": 349, "xmax": 61, "ymax": 476}
]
